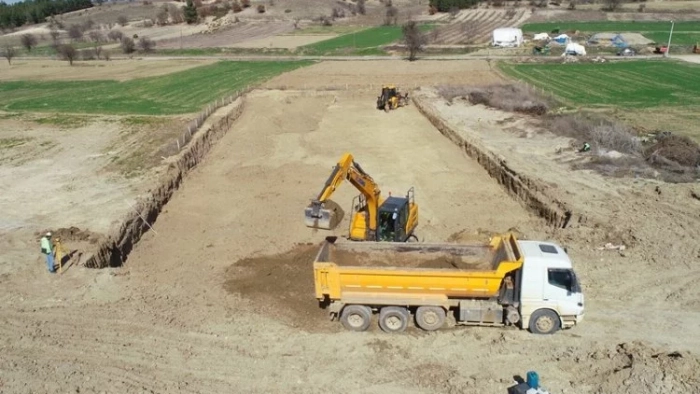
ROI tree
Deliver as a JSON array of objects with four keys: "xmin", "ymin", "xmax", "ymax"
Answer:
[
  {"xmin": 2, "ymin": 45, "xmax": 16, "ymax": 65},
  {"xmin": 183, "ymin": 0, "xmax": 198, "ymax": 24},
  {"xmin": 385, "ymin": 6, "xmax": 398, "ymax": 26},
  {"xmin": 108, "ymin": 30, "xmax": 124, "ymax": 42},
  {"xmin": 68, "ymin": 24, "xmax": 84, "ymax": 41},
  {"xmin": 402, "ymin": 20, "xmax": 425, "ymax": 61},
  {"xmin": 604, "ymin": 0, "xmax": 621, "ymax": 11},
  {"xmin": 89, "ymin": 31, "xmax": 104, "ymax": 43},
  {"xmin": 117, "ymin": 15, "xmax": 128, "ymax": 26},
  {"xmin": 58, "ymin": 44, "xmax": 78, "ymax": 65},
  {"xmin": 49, "ymin": 28, "xmax": 60, "ymax": 42},
  {"xmin": 357, "ymin": 0, "xmax": 366, "ymax": 15},
  {"xmin": 138, "ymin": 36, "xmax": 155, "ymax": 52},
  {"xmin": 121, "ymin": 37, "xmax": 136, "ymax": 54},
  {"xmin": 169, "ymin": 4, "xmax": 185, "ymax": 23},
  {"xmin": 20, "ymin": 33, "xmax": 37, "ymax": 52}
]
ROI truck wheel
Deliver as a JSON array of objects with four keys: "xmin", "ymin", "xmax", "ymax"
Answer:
[
  {"xmin": 415, "ymin": 306, "xmax": 446, "ymax": 331},
  {"xmin": 529, "ymin": 309, "xmax": 561, "ymax": 335},
  {"xmin": 340, "ymin": 305, "xmax": 372, "ymax": 332},
  {"xmin": 378, "ymin": 307, "xmax": 409, "ymax": 333}
]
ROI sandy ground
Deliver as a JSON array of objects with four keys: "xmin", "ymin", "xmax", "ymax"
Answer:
[
  {"xmin": 2, "ymin": 59, "xmax": 700, "ymax": 393},
  {"xmin": 229, "ymin": 34, "xmax": 337, "ymax": 49},
  {"xmin": 674, "ymin": 54, "xmax": 700, "ymax": 63},
  {"xmin": 0, "ymin": 58, "xmax": 215, "ymax": 81},
  {"xmin": 263, "ymin": 59, "xmax": 503, "ymax": 90}
]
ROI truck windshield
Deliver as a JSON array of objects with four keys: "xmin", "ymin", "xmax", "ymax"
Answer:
[{"xmin": 548, "ymin": 268, "xmax": 580, "ymax": 293}]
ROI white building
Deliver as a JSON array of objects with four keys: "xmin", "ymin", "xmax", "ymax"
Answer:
[{"xmin": 492, "ymin": 28, "xmax": 524, "ymax": 47}]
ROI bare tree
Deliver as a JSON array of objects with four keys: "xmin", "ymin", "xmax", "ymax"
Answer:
[
  {"xmin": 49, "ymin": 28, "xmax": 60, "ymax": 42},
  {"xmin": 20, "ymin": 33, "xmax": 38, "ymax": 52},
  {"xmin": 117, "ymin": 15, "xmax": 129, "ymax": 26},
  {"xmin": 168, "ymin": 4, "xmax": 185, "ymax": 23},
  {"xmin": 604, "ymin": 0, "xmax": 621, "ymax": 11},
  {"xmin": 357, "ymin": 0, "xmax": 366, "ymax": 15},
  {"xmin": 121, "ymin": 37, "xmax": 136, "ymax": 54},
  {"xmin": 385, "ymin": 6, "xmax": 398, "ymax": 26},
  {"xmin": 2, "ymin": 45, "xmax": 17, "ymax": 65},
  {"xmin": 138, "ymin": 36, "xmax": 156, "ymax": 52},
  {"xmin": 156, "ymin": 8, "xmax": 169, "ymax": 25},
  {"xmin": 94, "ymin": 45, "xmax": 103, "ymax": 59},
  {"xmin": 89, "ymin": 30, "xmax": 104, "ymax": 43},
  {"xmin": 108, "ymin": 30, "xmax": 124, "ymax": 42},
  {"xmin": 68, "ymin": 24, "xmax": 84, "ymax": 41},
  {"xmin": 58, "ymin": 44, "xmax": 78, "ymax": 65},
  {"xmin": 402, "ymin": 20, "xmax": 425, "ymax": 61}
]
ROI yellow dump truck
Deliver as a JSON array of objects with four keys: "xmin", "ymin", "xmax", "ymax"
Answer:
[{"xmin": 313, "ymin": 234, "xmax": 584, "ymax": 335}]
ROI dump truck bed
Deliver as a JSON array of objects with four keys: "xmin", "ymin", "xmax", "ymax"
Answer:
[{"xmin": 313, "ymin": 235, "xmax": 524, "ymax": 304}]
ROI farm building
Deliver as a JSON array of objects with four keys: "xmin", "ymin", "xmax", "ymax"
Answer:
[{"xmin": 492, "ymin": 27, "xmax": 523, "ymax": 47}]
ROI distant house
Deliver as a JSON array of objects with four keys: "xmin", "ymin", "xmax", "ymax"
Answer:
[{"xmin": 492, "ymin": 28, "xmax": 524, "ymax": 47}]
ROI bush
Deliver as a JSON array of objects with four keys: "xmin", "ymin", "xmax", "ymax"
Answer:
[
  {"xmin": 117, "ymin": 15, "xmax": 128, "ymax": 26},
  {"xmin": 121, "ymin": 37, "xmax": 136, "ymax": 54},
  {"xmin": 644, "ymin": 135, "xmax": 700, "ymax": 167},
  {"xmin": 257, "ymin": 4, "xmax": 266, "ymax": 13},
  {"xmin": 232, "ymin": 1, "xmax": 243, "ymax": 12},
  {"xmin": 108, "ymin": 30, "xmax": 123, "ymax": 41},
  {"xmin": 241, "ymin": 0, "xmax": 250, "ymax": 7},
  {"xmin": 438, "ymin": 84, "xmax": 550, "ymax": 116},
  {"xmin": 81, "ymin": 48, "xmax": 96, "ymax": 60},
  {"xmin": 138, "ymin": 36, "xmax": 156, "ymax": 53}
]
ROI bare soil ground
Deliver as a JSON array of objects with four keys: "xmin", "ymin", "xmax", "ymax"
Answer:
[
  {"xmin": 525, "ymin": 8, "xmax": 700, "ymax": 23},
  {"xmin": 156, "ymin": 21, "xmax": 295, "ymax": 49},
  {"xmin": 0, "ymin": 58, "xmax": 215, "ymax": 81},
  {"xmin": 228, "ymin": 34, "xmax": 337, "ymax": 49},
  {"xmin": 262, "ymin": 59, "xmax": 503, "ymax": 91},
  {"xmin": 1, "ymin": 60, "xmax": 700, "ymax": 393}
]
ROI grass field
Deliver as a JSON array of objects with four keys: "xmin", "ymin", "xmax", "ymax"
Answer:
[
  {"xmin": 299, "ymin": 24, "xmax": 435, "ymax": 55},
  {"xmin": 499, "ymin": 60, "xmax": 700, "ymax": 108},
  {"xmin": 0, "ymin": 60, "xmax": 313, "ymax": 115},
  {"xmin": 521, "ymin": 21, "xmax": 700, "ymax": 45}
]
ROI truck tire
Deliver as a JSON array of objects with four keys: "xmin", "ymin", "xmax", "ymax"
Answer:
[
  {"xmin": 415, "ymin": 306, "xmax": 446, "ymax": 331},
  {"xmin": 529, "ymin": 309, "xmax": 561, "ymax": 335},
  {"xmin": 378, "ymin": 306, "xmax": 409, "ymax": 333},
  {"xmin": 340, "ymin": 305, "xmax": 372, "ymax": 332}
]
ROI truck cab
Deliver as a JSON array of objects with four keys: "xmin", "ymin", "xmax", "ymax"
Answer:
[{"xmin": 517, "ymin": 240, "xmax": 584, "ymax": 333}]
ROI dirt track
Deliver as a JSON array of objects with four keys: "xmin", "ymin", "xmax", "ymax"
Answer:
[{"xmin": 2, "ymin": 62, "xmax": 700, "ymax": 393}]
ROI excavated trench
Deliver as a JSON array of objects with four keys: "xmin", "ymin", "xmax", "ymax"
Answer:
[
  {"xmin": 412, "ymin": 95, "xmax": 582, "ymax": 230},
  {"xmin": 83, "ymin": 97, "xmax": 246, "ymax": 269}
]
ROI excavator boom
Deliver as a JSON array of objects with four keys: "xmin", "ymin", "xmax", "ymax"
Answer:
[{"xmin": 305, "ymin": 153, "xmax": 381, "ymax": 231}]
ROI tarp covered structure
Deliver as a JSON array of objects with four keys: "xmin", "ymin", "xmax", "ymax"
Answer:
[{"xmin": 492, "ymin": 27, "xmax": 523, "ymax": 47}]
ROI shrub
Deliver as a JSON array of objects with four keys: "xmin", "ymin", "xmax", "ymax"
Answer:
[
  {"xmin": 121, "ymin": 37, "xmax": 136, "ymax": 53},
  {"xmin": 644, "ymin": 135, "xmax": 700, "ymax": 167},
  {"xmin": 108, "ymin": 30, "xmax": 123, "ymax": 41},
  {"xmin": 117, "ymin": 15, "xmax": 128, "ymax": 26},
  {"xmin": 81, "ymin": 48, "xmax": 96, "ymax": 60},
  {"xmin": 257, "ymin": 4, "xmax": 266, "ymax": 13},
  {"xmin": 438, "ymin": 84, "xmax": 550, "ymax": 116},
  {"xmin": 138, "ymin": 36, "xmax": 156, "ymax": 53},
  {"xmin": 241, "ymin": 0, "xmax": 251, "ymax": 7},
  {"xmin": 232, "ymin": 1, "xmax": 243, "ymax": 12}
]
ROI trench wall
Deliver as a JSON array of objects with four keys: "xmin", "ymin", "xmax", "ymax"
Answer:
[
  {"xmin": 413, "ymin": 95, "xmax": 582, "ymax": 229},
  {"xmin": 84, "ymin": 96, "xmax": 246, "ymax": 269}
]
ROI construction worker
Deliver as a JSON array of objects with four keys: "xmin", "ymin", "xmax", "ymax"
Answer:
[
  {"xmin": 579, "ymin": 142, "xmax": 591, "ymax": 153},
  {"xmin": 40, "ymin": 231, "xmax": 55, "ymax": 274}
]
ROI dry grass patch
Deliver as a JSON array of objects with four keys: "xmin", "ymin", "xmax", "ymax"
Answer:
[{"xmin": 437, "ymin": 83, "xmax": 550, "ymax": 116}]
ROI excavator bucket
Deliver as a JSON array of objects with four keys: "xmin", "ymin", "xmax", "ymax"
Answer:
[{"xmin": 304, "ymin": 200, "xmax": 344, "ymax": 230}]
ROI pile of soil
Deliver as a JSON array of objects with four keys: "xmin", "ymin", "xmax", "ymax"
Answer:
[
  {"xmin": 577, "ymin": 342, "xmax": 700, "ymax": 393},
  {"xmin": 223, "ymin": 243, "xmax": 340, "ymax": 333},
  {"xmin": 37, "ymin": 226, "xmax": 102, "ymax": 244},
  {"xmin": 645, "ymin": 135, "xmax": 700, "ymax": 168},
  {"xmin": 332, "ymin": 249, "xmax": 491, "ymax": 270}
]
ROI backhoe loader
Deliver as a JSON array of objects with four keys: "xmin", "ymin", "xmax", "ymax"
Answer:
[
  {"xmin": 304, "ymin": 153, "xmax": 419, "ymax": 242},
  {"xmin": 376, "ymin": 85, "xmax": 409, "ymax": 112}
]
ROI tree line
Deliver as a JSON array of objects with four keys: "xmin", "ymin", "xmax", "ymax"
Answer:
[
  {"xmin": 0, "ymin": 0, "xmax": 93, "ymax": 29},
  {"xmin": 429, "ymin": 0, "xmax": 480, "ymax": 12}
]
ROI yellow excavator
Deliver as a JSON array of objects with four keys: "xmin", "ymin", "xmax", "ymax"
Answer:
[
  {"xmin": 304, "ymin": 153, "xmax": 419, "ymax": 242},
  {"xmin": 376, "ymin": 85, "xmax": 409, "ymax": 112}
]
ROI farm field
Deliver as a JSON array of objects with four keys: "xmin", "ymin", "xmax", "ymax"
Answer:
[
  {"xmin": 0, "ymin": 60, "xmax": 312, "ymax": 115},
  {"xmin": 298, "ymin": 24, "xmax": 435, "ymax": 55},
  {"xmin": 429, "ymin": 8, "xmax": 532, "ymax": 45},
  {"xmin": 499, "ymin": 60, "xmax": 700, "ymax": 108},
  {"xmin": 522, "ymin": 20, "xmax": 700, "ymax": 45}
]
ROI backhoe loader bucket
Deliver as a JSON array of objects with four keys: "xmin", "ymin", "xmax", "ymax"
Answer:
[{"xmin": 304, "ymin": 200, "xmax": 344, "ymax": 230}]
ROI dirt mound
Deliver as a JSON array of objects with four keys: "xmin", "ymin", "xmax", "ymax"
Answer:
[
  {"xmin": 332, "ymin": 249, "xmax": 491, "ymax": 270},
  {"xmin": 581, "ymin": 342, "xmax": 700, "ymax": 393},
  {"xmin": 38, "ymin": 226, "xmax": 102, "ymax": 244},
  {"xmin": 223, "ymin": 243, "xmax": 340, "ymax": 333}
]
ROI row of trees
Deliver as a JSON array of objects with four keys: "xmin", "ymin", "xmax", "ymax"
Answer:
[
  {"xmin": 428, "ymin": 0, "xmax": 481, "ymax": 12},
  {"xmin": 0, "ymin": 0, "xmax": 93, "ymax": 29}
]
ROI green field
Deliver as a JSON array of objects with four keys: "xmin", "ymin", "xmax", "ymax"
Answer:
[
  {"xmin": 499, "ymin": 60, "xmax": 700, "ymax": 108},
  {"xmin": 299, "ymin": 24, "xmax": 435, "ymax": 55},
  {"xmin": 521, "ymin": 21, "xmax": 700, "ymax": 45},
  {"xmin": 0, "ymin": 60, "xmax": 312, "ymax": 115}
]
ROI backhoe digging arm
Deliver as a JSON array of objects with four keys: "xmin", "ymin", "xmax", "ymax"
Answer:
[{"xmin": 306, "ymin": 153, "xmax": 382, "ymax": 232}]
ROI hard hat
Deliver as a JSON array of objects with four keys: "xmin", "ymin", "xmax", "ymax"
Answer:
[{"xmin": 46, "ymin": 231, "xmax": 52, "ymax": 237}]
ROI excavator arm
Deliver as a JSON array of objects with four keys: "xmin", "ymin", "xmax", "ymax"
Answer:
[{"xmin": 306, "ymin": 153, "xmax": 382, "ymax": 232}]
